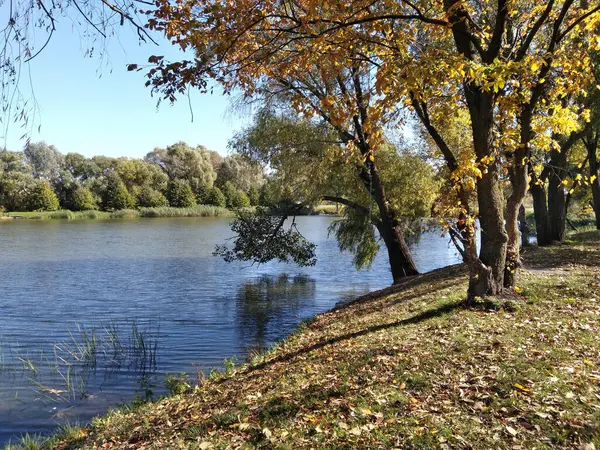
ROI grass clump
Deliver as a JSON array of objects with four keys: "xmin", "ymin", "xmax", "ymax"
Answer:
[
  {"xmin": 138, "ymin": 205, "xmax": 234, "ymax": 218},
  {"xmin": 17, "ymin": 231, "xmax": 600, "ymax": 449}
]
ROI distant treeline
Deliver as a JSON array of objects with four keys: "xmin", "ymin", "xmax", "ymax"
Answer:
[{"xmin": 0, "ymin": 141, "xmax": 276, "ymax": 212}]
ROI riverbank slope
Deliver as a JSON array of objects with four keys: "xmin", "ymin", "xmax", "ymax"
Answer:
[{"xmin": 34, "ymin": 232, "xmax": 600, "ymax": 449}]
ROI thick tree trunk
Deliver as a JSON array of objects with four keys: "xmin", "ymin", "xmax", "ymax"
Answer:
[
  {"xmin": 469, "ymin": 154, "xmax": 508, "ymax": 297},
  {"xmin": 547, "ymin": 149, "xmax": 568, "ymax": 242},
  {"xmin": 376, "ymin": 221, "xmax": 419, "ymax": 283},
  {"xmin": 530, "ymin": 180, "xmax": 552, "ymax": 246},
  {"xmin": 587, "ymin": 136, "xmax": 600, "ymax": 230},
  {"xmin": 444, "ymin": 0, "xmax": 508, "ymax": 299},
  {"xmin": 466, "ymin": 94, "xmax": 507, "ymax": 298}
]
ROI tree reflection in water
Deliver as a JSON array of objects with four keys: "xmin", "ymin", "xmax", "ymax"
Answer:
[{"xmin": 236, "ymin": 274, "xmax": 316, "ymax": 352}]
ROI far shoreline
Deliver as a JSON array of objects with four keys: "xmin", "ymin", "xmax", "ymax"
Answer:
[{"xmin": 0, "ymin": 205, "xmax": 340, "ymax": 221}]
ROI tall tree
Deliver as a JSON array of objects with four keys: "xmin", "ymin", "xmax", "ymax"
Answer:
[
  {"xmin": 145, "ymin": 142, "xmax": 216, "ymax": 195},
  {"xmin": 23, "ymin": 141, "xmax": 64, "ymax": 181},
  {"xmin": 216, "ymin": 154, "xmax": 264, "ymax": 193}
]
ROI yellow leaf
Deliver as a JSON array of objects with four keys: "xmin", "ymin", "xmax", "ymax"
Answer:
[{"xmin": 514, "ymin": 383, "xmax": 531, "ymax": 393}]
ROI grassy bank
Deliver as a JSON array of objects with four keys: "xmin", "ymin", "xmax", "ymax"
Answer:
[
  {"xmin": 2, "ymin": 206, "xmax": 235, "ymax": 221},
  {"xmin": 10, "ymin": 232, "xmax": 600, "ymax": 449}
]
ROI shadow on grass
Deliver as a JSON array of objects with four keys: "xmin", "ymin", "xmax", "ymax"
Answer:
[
  {"xmin": 316, "ymin": 263, "xmax": 468, "ymax": 324},
  {"xmin": 522, "ymin": 236, "xmax": 600, "ymax": 270},
  {"xmin": 244, "ymin": 299, "xmax": 465, "ymax": 376}
]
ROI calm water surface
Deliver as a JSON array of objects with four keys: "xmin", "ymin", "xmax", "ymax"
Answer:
[{"xmin": 0, "ymin": 216, "xmax": 461, "ymax": 443}]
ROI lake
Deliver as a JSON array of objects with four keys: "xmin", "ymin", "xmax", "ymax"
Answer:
[{"xmin": 0, "ymin": 216, "xmax": 461, "ymax": 444}]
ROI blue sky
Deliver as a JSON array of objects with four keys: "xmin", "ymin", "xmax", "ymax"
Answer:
[{"xmin": 2, "ymin": 21, "xmax": 249, "ymax": 158}]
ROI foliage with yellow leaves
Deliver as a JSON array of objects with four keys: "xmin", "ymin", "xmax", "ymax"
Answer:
[{"xmin": 140, "ymin": 0, "xmax": 600, "ymax": 298}]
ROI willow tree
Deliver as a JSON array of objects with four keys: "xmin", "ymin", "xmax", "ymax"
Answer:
[
  {"xmin": 233, "ymin": 65, "xmax": 435, "ymax": 281},
  {"xmin": 225, "ymin": 109, "xmax": 438, "ymax": 282},
  {"xmin": 143, "ymin": 0, "xmax": 600, "ymax": 298}
]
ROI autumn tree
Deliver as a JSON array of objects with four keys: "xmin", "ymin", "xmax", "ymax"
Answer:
[
  {"xmin": 143, "ymin": 0, "xmax": 599, "ymax": 297},
  {"xmin": 142, "ymin": 52, "xmax": 435, "ymax": 281},
  {"xmin": 582, "ymin": 87, "xmax": 600, "ymax": 230}
]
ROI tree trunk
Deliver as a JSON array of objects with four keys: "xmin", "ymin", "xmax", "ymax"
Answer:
[
  {"xmin": 530, "ymin": 179, "xmax": 552, "ymax": 245},
  {"xmin": 443, "ymin": 0, "xmax": 507, "ymax": 299},
  {"xmin": 547, "ymin": 149, "xmax": 568, "ymax": 242},
  {"xmin": 504, "ymin": 106, "xmax": 534, "ymax": 289},
  {"xmin": 466, "ymin": 93, "xmax": 508, "ymax": 298},
  {"xmin": 357, "ymin": 157, "xmax": 419, "ymax": 284},
  {"xmin": 505, "ymin": 152, "xmax": 529, "ymax": 289},
  {"xmin": 376, "ymin": 221, "xmax": 419, "ymax": 283},
  {"xmin": 519, "ymin": 205, "xmax": 530, "ymax": 248},
  {"xmin": 587, "ymin": 135, "xmax": 600, "ymax": 230}
]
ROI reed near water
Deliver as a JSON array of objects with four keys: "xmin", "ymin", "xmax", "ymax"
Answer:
[{"xmin": 3, "ymin": 206, "xmax": 235, "ymax": 221}]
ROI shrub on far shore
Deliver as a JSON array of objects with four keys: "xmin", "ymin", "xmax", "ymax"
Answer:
[
  {"xmin": 137, "ymin": 185, "xmax": 169, "ymax": 208},
  {"xmin": 70, "ymin": 186, "xmax": 99, "ymax": 211},
  {"xmin": 28, "ymin": 180, "xmax": 60, "ymax": 211},
  {"xmin": 206, "ymin": 187, "xmax": 226, "ymax": 208},
  {"xmin": 167, "ymin": 180, "xmax": 197, "ymax": 208}
]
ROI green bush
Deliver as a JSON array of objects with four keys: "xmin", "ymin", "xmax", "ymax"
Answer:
[
  {"xmin": 195, "ymin": 184, "xmax": 212, "ymax": 205},
  {"xmin": 232, "ymin": 190, "xmax": 251, "ymax": 208},
  {"xmin": 222, "ymin": 181, "xmax": 238, "ymax": 208},
  {"xmin": 28, "ymin": 180, "xmax": 60, "ymax": 211},
  {"xmin": 259, "ymin": 181, "xmax": 277, "ymax": 207},
  {"xmin": 103, "ymin": 173, "xmax": 136, "ymax": 210},
  {"xmin": 70, "ymin": 186, "xmax": 98, "ymax": 211},
  {"xmin": 167, "ymin": 179, "xmax": 197, "ymax": 208},
  {"xmin": 248, "ymin": 186, "xmax": 260, "ymax": 206},
  {"xmin": 206, "ymin": 186, "xmax": 226, "ymax": 207},
  {"xmin": 137, "ymin": 185, "xmax": 168, "ymax": 207},
  {"xmin": 0, "ymin": 173, "xmax": 35, "ymax": 211}
]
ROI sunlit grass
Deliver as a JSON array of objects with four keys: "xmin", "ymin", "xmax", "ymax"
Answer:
[{"xmin": 138, "ymin": 205, "xmax": 234, "ymax": 217}]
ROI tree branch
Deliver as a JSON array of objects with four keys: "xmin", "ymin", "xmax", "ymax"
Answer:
[
  {"xmin": 485, "ymin": 0, "xmax": 508, "ymax": 62},
  {"xmin": 515, "ymin": 1, "xmax": 554, "ymax": 61}
]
